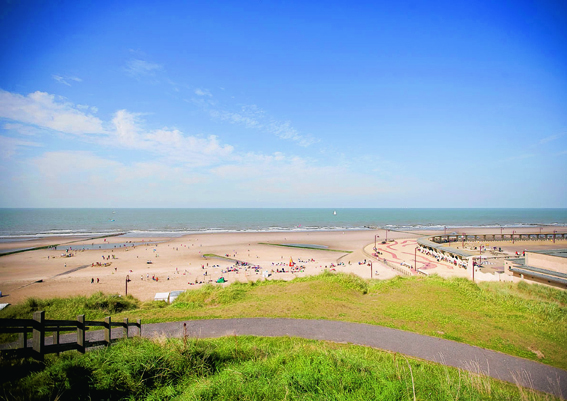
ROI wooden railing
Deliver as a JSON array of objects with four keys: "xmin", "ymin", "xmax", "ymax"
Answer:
[
  {"xmin": 377, "ymin": 257, "xmax": 415, "ymax": 276},
  {"xmin": 0, "ymin": 311, "xmax": 141, "ymax": 360}
]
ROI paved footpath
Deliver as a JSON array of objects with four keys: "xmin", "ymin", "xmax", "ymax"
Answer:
[{"xmin": 14, "ymin": 318, "xmax": 567, "ymax": 398}]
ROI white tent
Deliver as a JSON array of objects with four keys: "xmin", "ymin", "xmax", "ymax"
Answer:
[{"xmin": 154, "ymin": 292, "xmax": 169, "ymax": 302}]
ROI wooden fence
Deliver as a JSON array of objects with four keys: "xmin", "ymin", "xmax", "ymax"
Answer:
[{"xmin": 0, "ymin": 311, "xmax": 141, "ymax": 361}]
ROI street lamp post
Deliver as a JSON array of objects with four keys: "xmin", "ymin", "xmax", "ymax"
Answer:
[
  {"xmin": 512, "ymin": 230, "xmax": 516, "ymax": 244},
  {"xmin": 462, "ymin": 232, "xmax": 466, "ymax": 248},
  {"xmin": 554, "ymin": 230, "xmax": 557, "ymax": 244},
  {"xmin": 414, "ymin": 247, "xmax": 417, "ymax": 272},
  {"xmin": 374, "ymin": 235, "xmax": 379, "ymax": 251},
  {"xmin": 386, "ymin": 229, "xmax": 388, "ymax": 242},
  {"xmin": 125, "ymin": 275, "xmax": 131, "ymax": 296},
  {"xmin": 369, "ymin": 261, "xmax": 373, "ymax": 279}
]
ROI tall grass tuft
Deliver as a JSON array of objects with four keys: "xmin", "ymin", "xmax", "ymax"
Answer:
[
  {"xmin": 172, "ymin": 282, "xmax": 248, "ymax": 309},
  {"xmin": 0, "ymin": 292, "xmax": 139, "ymax": 321},
  {"xmin": 294, "ymin": 271, "xmax": 370, "ymax": 294}
]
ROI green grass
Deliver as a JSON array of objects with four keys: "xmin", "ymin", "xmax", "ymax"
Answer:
[
  {"xmin": 258, "ymin": 242, "xmax": 353, "ymax": 253},
  {"xmin": 137, "ymin": 272, "xmax": 567, "ymax": 369},
  {"xmin": 0, "ymin": 336, "xmax": 560, "ymax": 401},
  {"xmin": 202, "ymin": 253, "xmax": 236, "ymax": 260},
  {"xmin": 2, "ymin": 273, "xmax": 566, "ymax": 370}
]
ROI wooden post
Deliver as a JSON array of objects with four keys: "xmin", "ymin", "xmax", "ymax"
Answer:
[
  {"xmin": 53, "ymin": 328, "xmax": 60, "ymax": 355},
  {"xmin": 123, "ymin": 318, "xmax": 129, "ymax": 338},
  {"xmin": 105, "ymin": 316, "xmax": 111, "ymax": 346},
  {"xmin": 32, "ymin": 311, "xmax": 45, "ymax": 361},
  {"xmin": 137, "ymin": 319, "xmax": 142, "ymax": 337},
  {"xmin": 18, "ymin": 330, "xmax": 27, "ymax": 349},
  {"xmin": 77, "ymin": 314, "xmax": 85, "ymax": 354},
  {"xmin": 52, "ymin": 330, "xmax": 59, "ymax": 346}
]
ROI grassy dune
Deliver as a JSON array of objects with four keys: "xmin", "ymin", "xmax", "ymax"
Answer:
[
  {"xmin": 1, "ymin": 336, "xmax": 560, "ymax": 401},
  {"xmin": 135, "ymin": 273, "xmax": 567, "ymax": 369},
  {"xmin": 1, "ymin": 273, "xmax": 566, "ymax": 370}
]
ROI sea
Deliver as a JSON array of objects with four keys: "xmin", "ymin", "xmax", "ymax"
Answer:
[{"xmin": 0, "ymin": 208, "xmax": 566, "ymax": 241}]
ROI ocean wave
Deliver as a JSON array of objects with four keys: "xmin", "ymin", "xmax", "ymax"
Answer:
[{"xmin": 0, "ymin": 221, "xmax": 565, "ymax": 240}]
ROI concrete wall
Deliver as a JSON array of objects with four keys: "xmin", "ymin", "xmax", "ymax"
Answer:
[
  {"xmin": 508, "ymin": 271, "xmax": 567, "ymax": 290},
  {"xmin": 526, "ymin": 252, "xmax": 567, "ymax": 274},
  {"xmin": 501, "ymin": 257, "xmax": 566, "ymax": 289},
  {"xmin": 473, "ymin": 269, "xmax": 514, "ymax": 283},
  {"xmin": 504, "ymin": 259, "xmax": 523, "ymax": 276}
]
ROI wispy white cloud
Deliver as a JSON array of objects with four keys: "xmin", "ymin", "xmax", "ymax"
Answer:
[
  {"xmin": 3, "ymin": 122, "xmax": 43, "ymax": 136},
  {"xmin": 26, "ymin": 150, "xmax": 213, "ymax": 206},
  {"xmin": 76, "ymin": 104, "xmax": 98, "ymax": 113},
  {"xmin": 540, "ymin": 134, "xmax": 561, "ymax": 144},
  {"xmin": 109, "ymin": 109, "xmax": 234, "ymax": 166},
  {"xmin": 0, "ymin": 89, "xmax": 401, "ymax": 207},
  {"xmin": 210, "ymin": 151, "xmax": 393, "ymax": 200},
  {"xmin": 0, "ymin": 135, "xmax": 42, "ymax": 158},
  {"xmin": 0, "ymin": 89, "xmax": 234, "ymax": 167},
  {"xmin": 503, "ymin": 153, "xmax": 535, "ymax": 162},
  {"xmin": 208, "ymin": 104, "xmax": 318, "ymax": 147},
  {"xmin": 112, "ymin": 109, "xmax": 143, "ymax": 146},
  {"xmin": 26, "ymin": 146, "xmax": 392, "ymax": 207},
  {"xmin": 266, "ymin": 120, "xmax": 318, "ymax": 147},
  {"xmin": 33, "ymin": 151, "xmax": 121, "ymax": 180},
  {"xmin": 0, "ymin": 90, "xmax": 105, "ymax": 135},
  {"xmin": 52, "ymin": 75, "xmax": 82, "ymax": 86},
  {"xmin": 209, "ymin": 109, "xmax": 262, "ymax": 129},
  {"xmin": 124, "ymin": 58, "xmax": 163, "ymax": 79},
  {"xmin": 194, "ymin": 88, "xmax": 212, "ymax": 97}
]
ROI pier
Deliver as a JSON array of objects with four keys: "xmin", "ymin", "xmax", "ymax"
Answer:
[{"xmin": 430, "ymin": 232, "xmax": 566, "ymax": 244}]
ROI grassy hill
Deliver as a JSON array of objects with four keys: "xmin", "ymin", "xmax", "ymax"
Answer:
[{"xmin": 2, "ymin": 272, "xmax": 566, "ymax": 370}]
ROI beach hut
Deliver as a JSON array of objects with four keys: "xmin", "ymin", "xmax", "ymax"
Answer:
[{"xmin": 154, "ymin": 292, "xmax": 169, "ymax": 302}]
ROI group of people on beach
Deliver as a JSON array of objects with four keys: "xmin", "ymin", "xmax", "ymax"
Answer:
[{"xmin": 417, "ymin": 246, "xmax": 467, "ymax": 268}]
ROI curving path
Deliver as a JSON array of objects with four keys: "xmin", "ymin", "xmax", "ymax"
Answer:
[{"xmin": 24, "ymin": 318, "xmax": 564, "ymax": 398}]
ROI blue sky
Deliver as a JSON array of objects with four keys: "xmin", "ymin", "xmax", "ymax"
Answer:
[{"xmin": 0, "ymin": 0, "xmax": 565, "ymax": 208}]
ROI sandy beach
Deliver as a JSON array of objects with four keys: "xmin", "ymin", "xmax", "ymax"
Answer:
[{"xmin": 1, "ymin": 227, "xmax": 566, "ymax": 304}]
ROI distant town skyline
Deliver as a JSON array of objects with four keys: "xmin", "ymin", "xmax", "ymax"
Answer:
[{"xmin": 0, "ymin": 0, "xmax": 565, "ymax": 208}]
